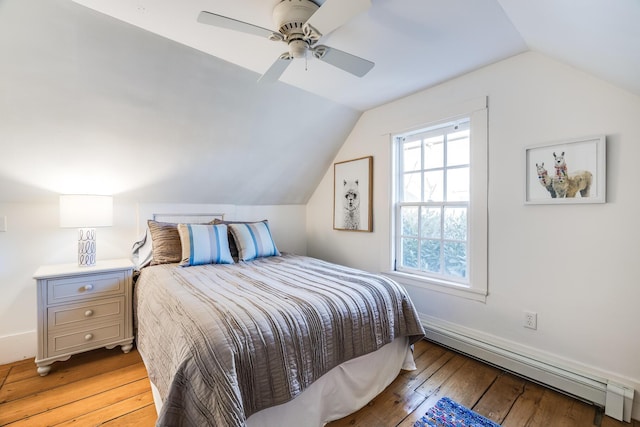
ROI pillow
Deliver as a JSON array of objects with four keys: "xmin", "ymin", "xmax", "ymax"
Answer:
[
  {"xmin": 177, "ymin": 223, "xmax": 234, "ymax": 266},
  {"xmin": 212, "ymin": 218, "xmax": 265, "ymax": 259},
  {"xmin": 228, "ymin": 221, "xmax": 280, "ymax": 261},
  {"xmin": 147, "ymin": 220, "xmax": 182, "ymax": 265}
]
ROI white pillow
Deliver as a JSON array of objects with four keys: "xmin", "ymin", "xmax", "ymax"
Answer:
[{"xmin": 131, "ymin": 228, "xmax": 153, "ymax": 270}]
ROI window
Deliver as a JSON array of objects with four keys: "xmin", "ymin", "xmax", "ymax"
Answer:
[
  {"xmin": 397, "ymin": 119, "xmax": 470, "ymax": 282},
  {"xmin": 388, "ymin": 98, "xmax": 488, "ymax": 300}
]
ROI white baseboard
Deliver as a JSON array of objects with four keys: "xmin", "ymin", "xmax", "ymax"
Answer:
[
  {"xmin": 0, "ymin": 330, "xmax": 36, "ymax": 365},
  {"xmin": 420, "ymin": 314, "xmax": 637, "ymax": 423}
]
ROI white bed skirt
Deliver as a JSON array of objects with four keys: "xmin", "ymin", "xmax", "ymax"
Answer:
[{"xmin": 146, "ymin": 336, "xmax": 415, "ymax": 426}]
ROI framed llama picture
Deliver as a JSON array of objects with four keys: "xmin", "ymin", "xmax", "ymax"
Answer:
[
  {"xmin": 524, "ymin": 135, "xmax": 606, "ymax": 204},
  {"xmin": 333, "ymin": 156, "xmax": 373, "ymax": 231}
]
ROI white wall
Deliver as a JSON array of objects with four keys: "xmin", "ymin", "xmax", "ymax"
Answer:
[
  {"xmin": 306, "ymin": 51, "xmax": 640, "ymax": 417},
  {"xmin": 0, "ymin": 201, "xmax": 305, "ymax": 364}
]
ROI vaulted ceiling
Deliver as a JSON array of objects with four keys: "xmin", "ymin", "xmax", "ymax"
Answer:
[
  {"xmin": 71, "ymin": 0, "xmax": 640, "ymax": 110},
  {"xmin": 1, "ymin": 0, "xmax": 638, "ymax": 205}
]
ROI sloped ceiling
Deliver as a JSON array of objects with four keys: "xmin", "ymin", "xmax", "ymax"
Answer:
[
  {"xmin": 1, "ymin": 0, "xmax": 639, "ymax": 205},
  {"xmin": 0, "ymin": 0, "xmax": 360, "ymax": 204},
  {"xmin": 69, "ymin": 0, "xmax": 530, "ymax": 111},
  {"xmin": 69, "ymin": 0, "xmax": 640, "ymax": 110}
]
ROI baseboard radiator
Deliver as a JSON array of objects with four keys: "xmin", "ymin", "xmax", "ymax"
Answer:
[{"xmin": 421, "ymin": 318, "xmax": 635, "ymax": 422}]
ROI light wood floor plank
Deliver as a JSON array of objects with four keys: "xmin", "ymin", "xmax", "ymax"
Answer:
[
  {"xmin": 0, "ymin": 366, "xmax": 10, "ymax": 390},
  {"xmin": 99, "ymin": 404, "xmax": 159, "ymax": 426},
  {"xmin": 1, "ymin": 342, "xmax": 636, "ymax": 427},
  {"xmin": 0, "ymin": 348, "xmax": 142, "ymax": 404},
  {"xmin": 52, "ymin": 391, "xmax": 154, "ymax": 426},
  {"xmin": 5, "ymin": 378, "xmax": 152, "ymax": 427},
  {"xmin": 3, "ymin": 348, "xmax": 112, "ymax": 385},
  {"xmin": 0, "ymin": 363, "xmax": 148, "ymax": 425},
  {"xmin": 472, "ymin": 371, "xmax": 527, "ymax": 424}
]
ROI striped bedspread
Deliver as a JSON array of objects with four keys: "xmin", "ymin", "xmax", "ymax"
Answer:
[{"xmin": 134, "ymin": 254, "xmax": 425, "ymax": 427}]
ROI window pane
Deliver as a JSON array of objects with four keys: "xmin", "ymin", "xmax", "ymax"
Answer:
[
  {"xmin": 444, "ymin": 241, "xmax": 467, "ymax": 278},
  {"xmin": 420, "ymin": 239, "xmax": 441, "ymax": 273},
  {"xmin": 402, "ymin": 140, "xmax": 421, "ymax": 172},
  {"xmin": 421, "ymin": 207, "xmax": 441, "ymax": 238},
  {"xmin": 424, "ymin": 170, "xmax": 443, "ymax": 202},
  {"xmin": 402, "ymin": 172, "xmax": 421, "ymax": 202},
  {"xmin": 423, "ymin": 136, "xmax": 444, "ymax": 169},
  {"xmin": 402, "ymin": 238, "xmax": 418, "ymax": 269},
  {"xmin": 447, "ymin": 131, "xmax": 470, "ymax": 166},
  {"xmin": 401, "ymin": 206, "xmax": 419, "ymax": 236},
  {"xmin": 446, "ymin": 167, "xmax": 469, "ymax": 201},
  {"xmin": 444, "ymin": 207, "xmax": 467, "ymax": 240}
]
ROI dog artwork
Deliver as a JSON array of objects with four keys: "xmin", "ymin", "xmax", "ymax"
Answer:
[{"xmin": 342, "ymin": 179, "xmax": 361, "ymax": 230}]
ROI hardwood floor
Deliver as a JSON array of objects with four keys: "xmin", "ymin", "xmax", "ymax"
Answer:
[{"xmin": 0, "ymin": 340, "xmax": 636, "ymax": 426}]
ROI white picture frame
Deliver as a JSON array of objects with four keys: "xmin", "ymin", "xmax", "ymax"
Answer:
[{"xmin": 524, "ymin": 135, "xmax": 606, "ymax": 204}]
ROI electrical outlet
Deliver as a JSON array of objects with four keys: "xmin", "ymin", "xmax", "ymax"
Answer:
[
  {"xmin": 0, "ymin": 216, "xmax": 6, "ymax": 232},
  {"xmin": 524, "ymin": 311, "xmax": 537, "ymax": 330}
]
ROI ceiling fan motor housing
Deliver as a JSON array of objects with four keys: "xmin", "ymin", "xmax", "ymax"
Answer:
[{"xmin": 273, "ymin": 0, "xmax": 318, "ymax": 38}]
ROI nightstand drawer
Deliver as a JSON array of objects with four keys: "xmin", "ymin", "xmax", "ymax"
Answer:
[
  {"xmin": 47, "ymin": 297, "xmax": 124, "ymax": 330},
  {"xmin": 47, "ymin": 271, "xmax": 125, "ymax": 304},
  {"xmin": 47, "ymin": 323, "xmax": 124, "ymax": 357}
]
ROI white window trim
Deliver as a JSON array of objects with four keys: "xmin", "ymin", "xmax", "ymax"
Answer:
[{"xmin": 385, "ymin": 96, "xmax": 488, "ymax": 302}]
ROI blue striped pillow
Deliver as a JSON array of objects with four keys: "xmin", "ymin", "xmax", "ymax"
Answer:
[
  {"xmin": 177, "ymin": 224, "xmax": 234, "ymax": 266},
  {"xmin": 228, "ymin": 221, "xmax": 280, "ymax": 261}
]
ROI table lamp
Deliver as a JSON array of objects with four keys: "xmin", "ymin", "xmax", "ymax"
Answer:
[{"xmin": 59, "ymin": 194, "xmax": 113, "ymax": 267}]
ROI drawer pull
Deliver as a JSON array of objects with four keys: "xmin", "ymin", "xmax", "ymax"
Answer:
[
  {"xmin": 84, "ymin": 310, "xmax": 94, "ymax": 317},
  {"xmin": 83, "ymin": 284, "xmax": 94, "ymax": 292},
  {"xmin": 84, "ymin": 333, "xmax": 94, "ymax": 341}
]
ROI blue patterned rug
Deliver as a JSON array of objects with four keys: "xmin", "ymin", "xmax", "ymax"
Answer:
[{"xmin": 414, "ymin": 397, "xmax": 501, "ymax": 427}]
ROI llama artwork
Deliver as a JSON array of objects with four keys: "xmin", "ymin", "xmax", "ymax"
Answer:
[
  {"xmin": 536, "ymin": 162, "xmax": 556, "ymax": 198},
  {"xmin": 342, "ymin": 179, "xmax": 361, "ymax": 230},
  {"xmin": 536, "ymin": 151, "xmax": 592, "ymax": 198},
  {"xmin": 527, "ymin": 136, "xmax": 604, "ymax": 204},
  {"xmin": 334, "ymin": 156, "xmax": 373, "ymax": 231}
]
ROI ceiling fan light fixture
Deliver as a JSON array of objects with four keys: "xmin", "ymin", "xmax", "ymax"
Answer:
[{"xmin": 288, "ymin": 38, "xmax": 309, "ymax": 58}]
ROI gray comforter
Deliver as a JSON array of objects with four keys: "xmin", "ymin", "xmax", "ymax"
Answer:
[{"xmin": 134, "ymin": 254, "xmax": 425, "ymax": 426}]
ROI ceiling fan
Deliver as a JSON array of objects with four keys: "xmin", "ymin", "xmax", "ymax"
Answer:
[{"xmin": 197, "ymin": 0, "xmax": 374, "ymax": 83}]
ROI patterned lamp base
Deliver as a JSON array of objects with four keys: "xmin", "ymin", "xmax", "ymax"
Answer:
[{"xmin": 78, "ymin": 228, "xmax": 97, "ymax": 267}]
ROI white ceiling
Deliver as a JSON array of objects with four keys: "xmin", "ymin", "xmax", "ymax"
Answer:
[{"xmin": 70, "ymin": 0, "xmax": 640, "ymax": 111}]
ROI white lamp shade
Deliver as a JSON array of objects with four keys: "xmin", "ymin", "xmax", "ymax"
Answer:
[{"xmin": 59, "ymin": 195, "xmax": 113, "ymax": 228}]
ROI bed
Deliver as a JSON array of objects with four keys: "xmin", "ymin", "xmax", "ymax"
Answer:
[{"xmin": 132, "ymin": 216, "xmax": 425, "ymax": 426}]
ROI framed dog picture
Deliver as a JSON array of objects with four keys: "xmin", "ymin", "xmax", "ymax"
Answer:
[
  {"xmin": 524, "ymin": 135, "xmax": 606, "ymax": 204},
  {"xmin": 334, "ymin": 156, "xmax": 373, "ymax": 231}
]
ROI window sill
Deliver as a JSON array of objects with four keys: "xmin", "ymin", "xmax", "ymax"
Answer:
[{"xmin": 382, "ymin": 271, "xmax": 487, "ymax": 303}]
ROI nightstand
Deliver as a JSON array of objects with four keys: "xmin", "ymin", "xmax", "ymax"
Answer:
[{"xmin": 33, "ymin": 259, "xmax": 134, "ymax": 376}]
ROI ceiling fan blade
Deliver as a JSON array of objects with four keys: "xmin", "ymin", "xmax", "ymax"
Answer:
[
  {"xmin": 305, "ymin": 0, "xmax": 371, "ymax": 37},
  {"xmin": 258, "ymin": 56, "xmax": 292, "ymax": 83},
  {"xmin": 197, "ymin": 11, "xmax": 276, "ymax": 39},
  {"xmin": 314, "ymin": 46, "xmax": 374, "ymax": 77}
]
